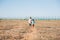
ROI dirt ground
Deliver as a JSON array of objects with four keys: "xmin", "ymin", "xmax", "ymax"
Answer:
[{"xmin": 0, "ymin": 20, "xmax": 60, "ymax": 40}]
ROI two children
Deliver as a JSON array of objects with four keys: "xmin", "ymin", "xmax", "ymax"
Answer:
[{"xmin": 28, "ymin": 17, "xmax": 35, "ymax": 27}]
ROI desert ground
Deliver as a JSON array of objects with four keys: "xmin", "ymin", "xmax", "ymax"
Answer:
[{"xmin": 0, "ymin": 19, "xmax": 60, "ymax": 40}]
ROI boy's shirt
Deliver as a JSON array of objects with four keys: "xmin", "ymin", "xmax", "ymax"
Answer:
[{"xmin": 28, "ymin": 19, "xmax": 32, "ymax": 24}]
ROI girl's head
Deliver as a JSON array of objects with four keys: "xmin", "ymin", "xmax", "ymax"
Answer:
[{"xmin": 32, "ymin": 19, "xmax": 34, "ymax": 21}]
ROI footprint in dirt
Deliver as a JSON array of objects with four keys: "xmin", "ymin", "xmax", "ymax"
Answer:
[
  {"xmin": 22, "ymin": 27, "xmax": 40, "ymax": 40},
  {"xmin": 26, "ymin": 27, "xmax": 36, "ymax": 33}
]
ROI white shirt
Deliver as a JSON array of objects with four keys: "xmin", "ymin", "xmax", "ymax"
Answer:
[{"xmin": 28, "ymin": 19, "xmax": 32, "ymax": 23}]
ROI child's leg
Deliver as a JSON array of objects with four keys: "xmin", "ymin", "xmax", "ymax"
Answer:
[
  {"xmin": 32, "ymin": 24, "xmax": 34, "ymax": 27},
  {"xmin": 29, "ymin": 23, "xmax": 31, "ymax": 26}
]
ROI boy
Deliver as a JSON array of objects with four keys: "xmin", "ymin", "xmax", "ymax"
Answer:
[{"xmin": 28, "ymin": 17, "xmax": 32, "ymax": 26}]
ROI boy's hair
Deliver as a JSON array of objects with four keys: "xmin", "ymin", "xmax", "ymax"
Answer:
[{"xmin": 30, "ymin": 17, "xmax": 32, "ymax": 19}]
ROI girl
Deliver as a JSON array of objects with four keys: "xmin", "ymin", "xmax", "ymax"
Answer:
[{"xmin": 32, "ymin": 19, "xmax": 35, "ymax": 27}]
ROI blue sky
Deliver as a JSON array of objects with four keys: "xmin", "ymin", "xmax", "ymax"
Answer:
[{"xmin": 0, "ymin": 0, "xmax": 60, "ymax": 18}]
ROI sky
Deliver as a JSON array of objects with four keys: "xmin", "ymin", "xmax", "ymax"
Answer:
[{"xmin": 0, "ymin": 0, "xmax": 60, "ymax": 19}]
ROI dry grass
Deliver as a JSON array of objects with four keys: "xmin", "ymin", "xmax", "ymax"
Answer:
[{"xmin": 0, "ymin": 20, "xmax": 60, "ymax": 40}]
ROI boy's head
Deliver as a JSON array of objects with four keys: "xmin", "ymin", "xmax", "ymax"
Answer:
[{"xmin": 30, "ymin": 17, "xmax": 32, "ymax": 19}]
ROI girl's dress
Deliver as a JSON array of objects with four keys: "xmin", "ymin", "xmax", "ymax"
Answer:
[{"xmin": 32, "ymin": 21, "xmax": 35, "ymax": 27}]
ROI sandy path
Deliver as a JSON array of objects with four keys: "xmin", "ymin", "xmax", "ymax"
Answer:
[{"xmin": 22, "ymin": 27, "xmax": 40, "ymax": 40}]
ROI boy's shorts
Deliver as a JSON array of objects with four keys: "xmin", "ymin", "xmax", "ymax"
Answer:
[{"xmin": 29, "ymin": 23, "xmax": 31, "ymax": 26}]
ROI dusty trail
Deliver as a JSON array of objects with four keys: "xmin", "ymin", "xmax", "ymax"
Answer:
[{"xmin": 22, "ymin": 27, "xmax": 41, "ymax": 40}]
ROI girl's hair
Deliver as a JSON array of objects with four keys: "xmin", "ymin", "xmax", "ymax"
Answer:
[{"xmin": 32, "ymin": 19, "xmax": 34, "ymax": 21}]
